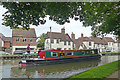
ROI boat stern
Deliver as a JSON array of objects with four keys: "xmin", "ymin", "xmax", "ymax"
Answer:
[{"xmin": 19, "ymin": 59, "xmax": 27, "ymax": 65}]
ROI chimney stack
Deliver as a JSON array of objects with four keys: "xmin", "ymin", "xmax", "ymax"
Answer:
[
  {"xmin": 61, "ymin": 27, "xmax": 65, "ymax": 34},
  {"xmin": 71, "ymin": 32, "xmax": 75, "ymax": 40}
]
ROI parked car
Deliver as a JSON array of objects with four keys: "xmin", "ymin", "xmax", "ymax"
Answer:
[
  {"xmin": 102, "ymin": 50, "xmax": 111, "ymax": 52},
  {"xmin": 0, "ymin": 51, "xmax": 10, "ymax": 55},
  {"xmin": 14, "ymin": 50, "xmax": 24, "ymax": 55},
  {"xmin": 23, "ymin": 50, "xmax": 38, "ymax": 55}
]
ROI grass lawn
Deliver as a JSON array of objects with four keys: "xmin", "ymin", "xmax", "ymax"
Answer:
[
  {"xmin": 67, "ymin": 60, "xmax": 120, "ymax": 79},
  {"xmin": 0, "ymin": 54, "xmax": 23, "ymax": 56},
  {"xmin": 0, "ymin": 54, "xmax": 37, "ymax": 57}
]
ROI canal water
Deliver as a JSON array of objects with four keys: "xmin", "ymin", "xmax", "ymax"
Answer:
[{"xmin": 0, "ymin": 55, "xmax": 119, "ymax": 78}]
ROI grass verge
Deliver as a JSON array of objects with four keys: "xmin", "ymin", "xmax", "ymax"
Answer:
[
  {"xmin": 0, "ymin": 54, "xmax": 23, "ymax": 56},
  {"xmin": 67, "ymin": 60, "xmax": 120, "ymax": 79}
]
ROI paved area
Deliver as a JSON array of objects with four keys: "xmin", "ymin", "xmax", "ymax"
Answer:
[
  {"xmin": 107, "ymin": 69, "xmax": 120, "ymax": 79},
  {"xmin": 0, "ymin": 51, "xmax": 10, "ymax": 55}
]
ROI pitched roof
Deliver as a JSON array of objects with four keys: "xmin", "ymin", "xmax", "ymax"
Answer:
[
  {"xmin": 115, "ymin": 40, "xmax": 120, "ymax": 43},
  {"xmin": 73, "ymin": 38, "xmax": 87, "ymax": 49},
  {"xmin": 78, "ymin": 37, "xmax": 93, "ymax": 42},
  {"xmin": 0, "ymin": 33, "xmax": 5, "ymax": 38},
  {"xmin": 12, "ymin": 28, "xmax": 36, "ymax": 38},
  {"xmin": 46, "ymin": 32, "xmax": 72, "ymax": 41},
  {"xmin": 103, "ymin": 37, "xmax": 115, "ymax": 42},
  {"xmin": 2, "ymin": 37, "xmax": 12, "ymax": 43},
  {"xmin": 90, "ymin": 37, "xmax": 107, "ymax": 44}
]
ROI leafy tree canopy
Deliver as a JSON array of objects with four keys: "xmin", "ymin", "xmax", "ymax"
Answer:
[
  {"xmin": 37, "ymin": 33, "xmax": 46, "ymax": 49},
  {"xmin": 1, "ymin": 2, "xmax": 120, "ymax": 38}
]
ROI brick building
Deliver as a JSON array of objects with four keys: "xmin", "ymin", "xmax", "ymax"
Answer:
[
  {"xmin": 0, "ymin": 33, "xmax": 12, "ymax": 48},
  {"xmin": 12, "ymin": 28, "xmax": 37, "ymax": 54}
]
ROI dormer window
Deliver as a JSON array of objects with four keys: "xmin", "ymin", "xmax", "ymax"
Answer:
[{"xmin": 66, "ymin": 36, "xmax": 69, "ymax": 40}]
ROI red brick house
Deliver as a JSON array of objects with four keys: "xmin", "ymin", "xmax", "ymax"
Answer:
[
  {"xmin": 12, "ymin": 28, "xmax": 37, "ymax": 54},
  {"xmin": 0, "ymin": 33, "xmax": 12, "ymax": 48},
  {"xmin": 2, "ymin": 37, "xmax": 12, "ymax": 48}
]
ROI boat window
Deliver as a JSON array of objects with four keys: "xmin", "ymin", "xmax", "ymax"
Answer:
[
  {"xmin": 51, "ymin": 52, "xmax": 58, "ymax": 57},
  {"xmin": 91, "ymin": 51, "xmax": 94, "ymax": 54},
  {"xmin": 81, "ymin": 51, "xmax": 85, "ymax": 55},
  {"xmin": 66, "ymin": 52, "xmax": 73, "ymax": 56}
]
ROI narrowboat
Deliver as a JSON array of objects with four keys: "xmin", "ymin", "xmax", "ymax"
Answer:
[{"xmin": 19, "ymin": 49, "xmax": 101, "ymax": 65}]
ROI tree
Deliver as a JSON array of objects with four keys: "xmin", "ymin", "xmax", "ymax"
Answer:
[
  {"xmin": 37, "ymin": 33, "xmax": 46, "ymax": 49},
  {"xmin": 1, "ymin": 2, "xmax": 120, "ymax": 38}
]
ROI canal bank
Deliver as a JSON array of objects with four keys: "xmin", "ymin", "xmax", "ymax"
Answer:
[{"xmin": 67, "ymin": 60, "xmax": 120, "ymax": 79}]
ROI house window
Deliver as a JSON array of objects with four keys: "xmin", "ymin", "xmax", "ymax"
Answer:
[
  {"xmin": 68, "ymin": 41, "xmax": 70, "ymax": 45},
  {"xmin": 23, "ymin": 38, "xmax": 26, "ymax": 42},
  {"xmin": 66, "ymin": 36, "xmax": 69, "ymax": 40},
  {"xmin": 30, "ymin": 39, "xmax": 32, "ymax": 42},
  {"xmin": 119, "ymin": 43, "xmax": 120, "ymax": 47},
  {"xmin": 57, "ymin": 48, "xmax": 61, "ymax": 50},
  {"xmin": 57, "ymin": 39, "xmax": 59, "ymax": 43},
  {"xmin": 16, "ymin": 38, "xmax": 19, "ymax": 42},
  {"xmin": 51, "ymin": 52, "xmax": 58, "ymax": 57},
  {"xmin": 64, "ymin": 41, "xmax": 66, "ymax": 45},
  {"xmin": 51, "ymin": 39, "xmax": 54, "ymax": 43},
  {"xmin": 89, "ymin": 42, "xmax": 91, "ymax": 46}
]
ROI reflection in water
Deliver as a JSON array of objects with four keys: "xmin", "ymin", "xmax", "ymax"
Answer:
[
  {"xmin": 11, "ymin": 59, "xmax": 100, "ymax": 78},
  {"xmin": 1, "ymin": 55, "xmax": 119, "ymax": 78}
]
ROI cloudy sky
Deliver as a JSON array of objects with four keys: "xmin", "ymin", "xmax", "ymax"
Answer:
[{"xmin": 0, "ymin": 5, "xmax": 114, "ymax": 39}]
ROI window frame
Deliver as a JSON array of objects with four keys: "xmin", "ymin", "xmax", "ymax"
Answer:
[
  {"xmin": 16, "ymin": 38, "xmax": 19, "ymax": 42},
  {"xmin": 66, "ymin": 51, "xmax": 73, "ymax": 56},
  {"xmin": 30, "ymin": 39, "xmax": 32, "ymax": 42},
  {"xmin": 51, "ymin": 52, "xmax": 58, "ymax": 57},
  {"xmin": 23, "ymin": 38, "xmax": 27, "ymax": 42},
  {"xmin": 51, "ymin": 39, "xmax": 54, "ymax": 43},
  {"xmin": 66, "ymin": 36, "xmax": 69, "ymax": 40},
  {"xmin": 89, "ymin": 42, "xmax": 91, "ymax": 46},
  {"xmin": 64, "ymin": 41, "xmax": 66, "ymax": 45},
  {"xmin": 57, "ymin": 39, "xmax": 59, "ymax": 43},
  {"xmin": 68, "ymin": 41, "xmax": 70, "ymax": 45}
]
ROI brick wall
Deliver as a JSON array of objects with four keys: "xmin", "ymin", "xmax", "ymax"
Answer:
[
  {"xmin": 12, "ymin": 37, "xmax": 37, "ymax": 46},
  {"xmin": 4, "ymin": 41, "xmax": 10, "ymax": 47}
]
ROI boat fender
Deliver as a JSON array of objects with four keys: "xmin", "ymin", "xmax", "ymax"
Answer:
[
  {"xmin": 99, "ymin": 53, "xmax": 102, "ymax": 56},
  {"xmin": 43, "ymin": 56, "xmax": 45, "ymax": 59}
]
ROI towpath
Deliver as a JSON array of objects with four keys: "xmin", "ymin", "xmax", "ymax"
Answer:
[{"xmin": 107, "ymin": 69, "xmax": 120, "ymax": 79}]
